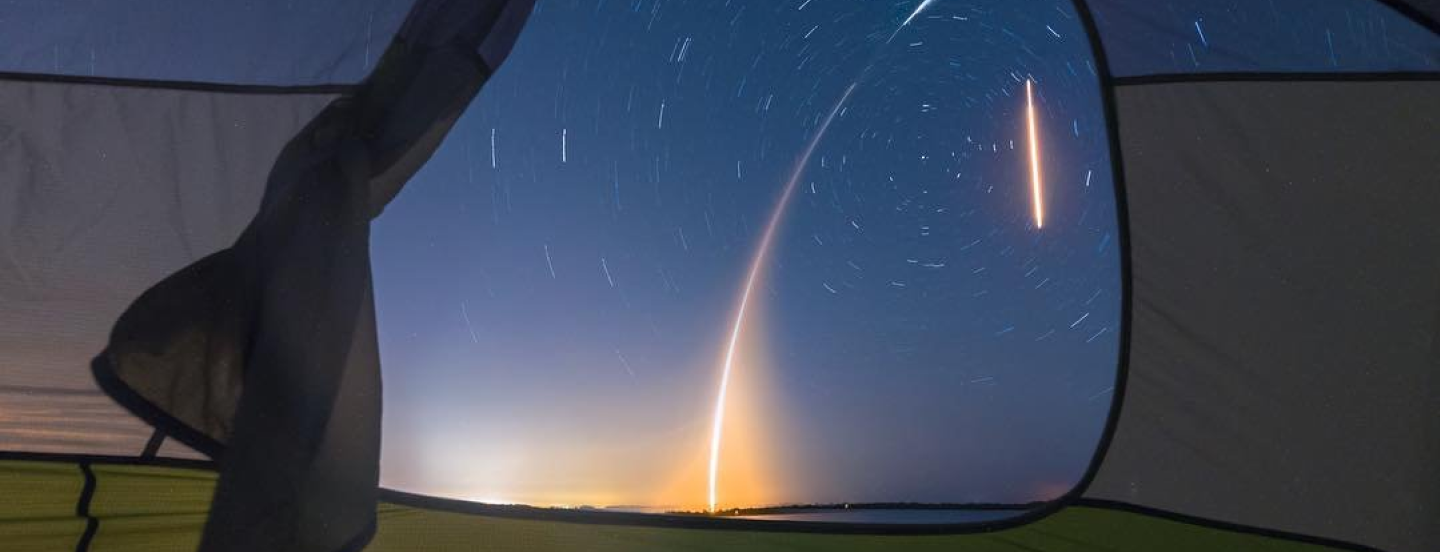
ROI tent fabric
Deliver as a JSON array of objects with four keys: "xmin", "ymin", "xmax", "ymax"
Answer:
[
  {"xmin": 0, "ymin": 0, "xmax": 415, "ymax": 86},
  {"xmin": 0, "ymin": 457, "xmax": 1359, "ymax": 552},
  {"xmin": 1385, "ymin": 0, "xmax": 1440, "ymax": 30},
  {"xmin": 0, "ymin": 78, "xmax": 336, "ymax": 457},
  {"xmin": 1085, "ymin": 0, "xmax": 1440, "ymax": 76},
  {"xmin": 1081, "ymin": 79, "xmax": 1440, "ymax": 552},
  {"xmin": 82, "ymin": 1, "xmax": 538, "ymax": 551}
]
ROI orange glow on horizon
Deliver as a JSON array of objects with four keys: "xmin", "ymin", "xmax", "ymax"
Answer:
[{"xmin": 662, "ymin": 336, "xmax": 782, "ymax": 512}]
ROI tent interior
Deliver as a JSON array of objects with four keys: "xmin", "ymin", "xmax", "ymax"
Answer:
[{"xmin": 1, "ymin": 1, "xmax": 1436, "ymax": 551}]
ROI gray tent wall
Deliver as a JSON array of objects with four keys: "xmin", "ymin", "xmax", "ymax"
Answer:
[
  {"xmin": 0, "ymin": 0, "xmax": 417, "ymax": 459},
  {"xmin": 1072, "ymin": 2, "xmax": 1440, "ymax": 552},
  {"xmin": 0, "ymin": 81, "xmax": 337, "ymax": 458},
  {"xmin": 1087, "ymin": 77, "xmax": 1439, "ymax": 552},
  {"xmin": 1391, "ymin": 0, "xmax": 1440, "ymax": 25}
]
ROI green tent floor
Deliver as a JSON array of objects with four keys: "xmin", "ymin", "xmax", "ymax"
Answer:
[{"xmin": 1, "ymin": 458, "xmax": 1350, "ymax": 552}]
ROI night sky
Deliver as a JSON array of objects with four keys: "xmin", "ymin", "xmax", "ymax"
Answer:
[{"xmin": 372, "ymin": 0, "xmax": 1120, "ymax": 510}]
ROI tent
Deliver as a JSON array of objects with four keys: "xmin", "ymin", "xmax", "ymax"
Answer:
[{"xmin": 1, "ymin": 0, "xmax": 1436, "ymax": 551}]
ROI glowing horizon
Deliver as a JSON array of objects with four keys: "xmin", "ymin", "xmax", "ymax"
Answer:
[
  {"xmin": 708, "ymin": 83, "xmax": 859, "ymax": 512},
  {"xmin": 1026, "ymin": 78, "xmax": 1045, "ymax": 229}
]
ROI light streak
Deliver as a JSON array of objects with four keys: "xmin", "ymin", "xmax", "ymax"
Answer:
[
  {"xmin": 889, "ymin": 0, "xmax": 941, "ymax": 43},
  {"xmin": 901, "ymin": 0, "xmax": 940, "ymax": 28},
  {"xmin": 461, "ymin": 302, "xmax": 479, "ymax": 343},
  {"xmin": 1026, "ymin": 79, "xmax": 1045, "ymax": 229},
  {"xmin": 543, "ymin": 244, "xmax": 556, "ymax": 278},
  {"xmin": 708, "ymin": 83, "xmax": 857, "ymax": 513}
]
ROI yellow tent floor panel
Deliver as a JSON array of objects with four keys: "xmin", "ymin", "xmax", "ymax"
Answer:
[{"xmin": 1, "ymin": 458, "xmax": 1354, "ymax": 552}]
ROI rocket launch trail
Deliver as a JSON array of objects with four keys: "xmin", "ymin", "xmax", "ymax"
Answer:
[
  {"xmin": 707, "ymin": 83, "xmax": 858, "ymax": 513},
  {"xmin": 707, "ymin": 0, "xmax": 961, "ymax": 514}
]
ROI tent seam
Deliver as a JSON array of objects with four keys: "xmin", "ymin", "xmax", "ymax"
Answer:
[
  {"xmin": 1059, "ymin": 0, "xmax": 1136, "ymax": 507},
  {"xmin": 1372, "ymin": 0, "xmax": 1440, "ymax": 35},
  {"xmin": 0, "ymin": 70, "xmax": 355, "ymax": 95},
  {"xmin": 74, "ymin": 461, "xmax": 99, "ymax": 552},
  {"xmin": 140, "ymin": 429, "xmax": 165, "ymax": 459},
  {"xmin": 90, "ymin": 355, "xmax": 228, "ymax": 461},
  {"xmin": 0, "ymin": 450, "xmax": 216, "ymax": 470},
  {"xmin": 1074, "ymin": 499, "xmax": 1386, "ymax": 552},
  {"xmin": 1115, "ymin": 71, "xmax": 1440, "ymax": 86}
]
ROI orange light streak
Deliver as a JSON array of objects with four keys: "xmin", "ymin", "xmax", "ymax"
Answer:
[{"xmin": 1026, "ymin": 79, "xmax": 1044, "ymax": 229}]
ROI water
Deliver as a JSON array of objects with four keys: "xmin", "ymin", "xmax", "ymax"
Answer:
[
  {"xmin": 601, "ymin": 506, "xmax": 1028, "ymax": 525},
  {"xmin": 733, "ymin": 509, "xmax": 1024, "ymax": 524}
]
